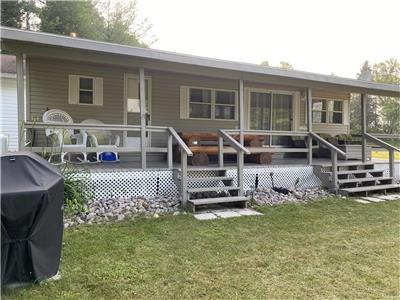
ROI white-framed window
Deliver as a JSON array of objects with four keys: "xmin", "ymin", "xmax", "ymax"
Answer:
[
  {"xmin": 68, "ymin": 74, "xmax": 103, "ymax": 106},
  {"xmin": 312, "ymin": 98, "xmax": 343, "ymax": 124},
  {"xmin": 180, "ymin": 86, "xmax": 237, "ymax": 120}
]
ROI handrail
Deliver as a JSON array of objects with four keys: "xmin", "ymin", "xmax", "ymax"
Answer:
[
  {"xmin": 224, "ymin": 129, "xmax": 308, "ymax": 137},
  {"xmin": 23, "ymin": 121, "xmax": 167, "ymax": 132},
  {"xmin": 367, "ymin": 133, "xmax": 400, "ymax": 139},
  {"xmin": 167, "ymin": 127, "xmax": 193, "ymax": 156},
  {"xmin": 309, "ymin": 132, "xmax": 346, "ymax": 157},
  {"xmin": 218, "ymin": 130, "xmax": 251, "ymax": 154},
  {"xmin": 364, "ymin": 133, "xmax": 400, "ymax": 152}
]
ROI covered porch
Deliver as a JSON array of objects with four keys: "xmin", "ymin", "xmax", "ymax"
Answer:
[{"xmin": 2, "ymin": 26, "xmax": 399, "ymax": 204}]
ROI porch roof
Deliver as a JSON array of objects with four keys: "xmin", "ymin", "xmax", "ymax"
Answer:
[{"xmin": 1, "ymin": 26, "xmax": 399, "ymax": 97}]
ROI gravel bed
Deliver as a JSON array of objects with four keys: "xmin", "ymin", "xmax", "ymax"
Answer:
[
  {"xmin": 246, "ymin": 187, "xmax": 333, "ymax": 206},
  {"xmin": 64, "ymin": 195, "xmax": 181, "ymax": 228}
]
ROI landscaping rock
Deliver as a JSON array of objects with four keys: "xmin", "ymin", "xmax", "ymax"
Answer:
[
  {"xmin": 64, "ymin": 195, "xmax": 181, "ymax": 227},
  {"xmin": 246, "ymin": 187, "xmax": 331, "ymax": 206}
]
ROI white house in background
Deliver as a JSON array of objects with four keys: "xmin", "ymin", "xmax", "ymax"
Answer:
[{"xmin": 0, "ymin": 54, "xmax": 18, "ymax": 151}]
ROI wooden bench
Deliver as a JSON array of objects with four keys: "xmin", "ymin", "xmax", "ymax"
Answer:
[{"xmin": 178, "ymin": 132, "xmax": 274, "ymax": 166}]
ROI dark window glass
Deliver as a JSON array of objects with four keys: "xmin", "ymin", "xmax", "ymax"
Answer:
[
  {"xmin": 189, "ymin": 88, "xmax": 211, "ymax": 103},
  {"xmin": 331, "ymin": 112, "xmax": 343, "ymax": 124},
  {"xmin": 333, "ymin": 101, "xmax": 342, "ymax": 111},
  {"xmin": 215, "ymin": 105, "xmax": 235, "ymax": 119},
  {"xmin": 79, "ymin": 90, "xmax": 93, "ymax": 104},
  {"xmin": 312, "ymin": 99, "xmax": 326, "ymax": 111},
  {"xmin": 189, "ymin": 103, "xmax": 211, "ymax": 118},
  {"xmin": 215, "ymin": 91, "xmax": 235, "ymax": 105},
  {"xmin": 80, "ymin": 77, "xmax": 93, "ymax": 90}
]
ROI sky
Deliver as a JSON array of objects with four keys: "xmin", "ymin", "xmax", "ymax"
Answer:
[{"xmin": 137, "ymin": 0, "xmax": 400, "ymax": 79}]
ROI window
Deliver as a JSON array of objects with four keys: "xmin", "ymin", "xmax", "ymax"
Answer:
[
  {"xmin": 79, "ymin": 77, "xmax": 94, "ymax": 104},
  {"xmin": 182, "ymin": 86, "xmax": 237, "ymax": 120},
  {"xmin": 215, "ymin": 91, "xmax": 236, "ymax": 120},
  {"xmin": 68, "ymin": 75, "xmax": 103, "ymax": 106},
  {"xmin": 312, "ymin": 99, "xmax": 343, "ymax": 124},
  {"xmin": 189, "ymin": 88, "xmax": 212, "ymax": 119}
]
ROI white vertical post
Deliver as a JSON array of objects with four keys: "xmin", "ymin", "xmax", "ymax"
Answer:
[
  {"xmin": 180, "ymin": 151, "xmax": 188, "ymax": 208},
  {"xmin": 331, "ymin": 150, "xmax": 338, "ymax": 191},
  {"xmin": 239, "ymin": 78, "xmax": 244, "ymax": 145},
  {"xmin": 237, "ymin": 150, "xmax": 244, "ymax": 196},
  {"xmin": 306, "ymin": 88, "xmax": 313, "ymax": 165},
  {"xmin": 139, "ymin": 68, "xmax": 146, "ymax": 168},
  {"xmin": 167, "ymin": 133, "xmax": 173, "ymax": 169},
  {"xmin": 361, "ymin": 93, "xmax": 367, "ymax": 162},
  {"xmin": 218, "ymin": 135, "xmax": 224, "ymax": 167},
  {"xmin": 389, "ymin": 149, "xmax": 394, "ymax": 178},
  {"xmin": 16, "ymin": 53, "xmax": 25, "ymax": 151}
]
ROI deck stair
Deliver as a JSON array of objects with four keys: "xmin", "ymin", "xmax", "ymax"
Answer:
[
  {"xmin": 314, "ymin": 161, "xmax": 400, "ymax": 196},
  {"xmin": 173, "ymin": 167, "xmax": 248, "ymax": 212}
]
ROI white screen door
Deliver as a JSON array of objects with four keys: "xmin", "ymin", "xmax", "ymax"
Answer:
[{"xmin": 124, "ymin": 74, "xmax": 151, "ymax": 147}]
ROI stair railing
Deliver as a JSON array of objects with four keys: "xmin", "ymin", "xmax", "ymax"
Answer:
[
  {"xmin": 364, "ymin": 133, "xmax": 400, "ymax": 178},
  {"xmin": 308, "ymin": 132, "xmax": 346, "ymax": 191},
  {"xmin": 167, "ymin": 127, "xmax": 193, "ymax": 208},
  {"xmin": 218, "ymin": 130, "xmax": 251, "ymax": 196}
]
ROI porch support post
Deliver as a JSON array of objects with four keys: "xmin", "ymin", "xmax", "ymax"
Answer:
[
  {"xmin": 331, "ymin": 150, "xmax": 338, "ymax": 192},
  {"xmin": 167, "ymin": 134, "xmax": 173, "ymax": 169},
  {"xmin": 139, "ymin": 67, "xmax": 146, "ymax": 169},
  {"xmin": 306, "ymin": 88, "xmax": 313, "ymax": 165},
  {"xmin": 180, "ymin": 151, "xmax": 188, "ymax": 209},
  {"xmin": 218, "ymin": 136, "xmax": 224, "ymax": 167},
  {"xmin": 389, "ymin": 149, "xmax": 395, "ymax": 178},
  {"xmin": 361, "ymin": 93, "xmax": 367, "ymax": 162},
  {"xmin": 239, "ymin": 78, "xmax": 244, "ymax": 145},
  {"xmin": 237, "ymin": 150, "xmax": 244, "ymax": 196},
  {"xmin": 16, "ymin": 53, "xmax": 25, "ymax": 151}
]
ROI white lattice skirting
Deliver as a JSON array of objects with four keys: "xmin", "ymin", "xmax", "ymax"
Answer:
[{"xmin": 73, "ymin": 162, "xmax": 399, "ymax": 201}]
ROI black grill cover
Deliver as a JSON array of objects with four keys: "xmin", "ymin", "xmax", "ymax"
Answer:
[{"xmin": 1, "ymin": 152, "xmax": 64, "ymax": 284}]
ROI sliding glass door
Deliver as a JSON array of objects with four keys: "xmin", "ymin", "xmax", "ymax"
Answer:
[{"xmin": 249, "ymin": 91, "xmax": 292, "ymax": 146}]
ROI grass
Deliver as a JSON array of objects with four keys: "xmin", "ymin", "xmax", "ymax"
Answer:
[
  {"xmin": 3, "ymin": 197, "xmax": 399, "ymax": 299},
  {"xmin": 372, "ymin": 150, "xmax": 400, "ymax": 160}
]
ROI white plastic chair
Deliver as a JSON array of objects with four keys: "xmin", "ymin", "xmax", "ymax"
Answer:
[
  {"xmin": 81, "ymin": 119, "xmax": 120, "ymax": 162},
  {"xmin": 42, "ymin": 109, "xmax": 87, "ymax": 163}
]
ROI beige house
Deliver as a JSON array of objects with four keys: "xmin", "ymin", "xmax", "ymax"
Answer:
[{"xmin": 1, "ymin": 26, "xmax": 399, "ymax": 210}]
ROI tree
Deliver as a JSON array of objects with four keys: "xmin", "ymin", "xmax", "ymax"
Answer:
[
  {"xmin": 40, "ymin": 1, "xmax": 104, "ymax": 40},
  {"xmin": 350, "ymin": 59, "xmax": 400, "ymax": 135},
  {"xmin": 372, "ymin": 59, "xmax": 400, "ymax": 134},
  {"xmin": 1, "ymin": 0, "xmax": 40, "ymax": 30},
  {"xmin": 98, "ymin": 0, "xmax": 154, "ymax": 47}
]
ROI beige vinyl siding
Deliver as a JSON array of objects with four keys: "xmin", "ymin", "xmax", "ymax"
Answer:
[
  {"xmin": 29, "ymin": 58, "xmax": 124, "ymax": 124},
  {"xmin": 149, "ymin": 70, "xmax": 239, "ymax": 131}
]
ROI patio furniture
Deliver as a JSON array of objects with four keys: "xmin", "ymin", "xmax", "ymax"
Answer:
[
  {"xmin": 43, "ymin": 109, "xmax": 87, "ymax": 163},
  {"xmin": 179, "ymin": 132, "xmax": 273, "ymax": 166},
  {"xmin": 81, "ymin": 119, "xmax": 120, "ymax": 162}
]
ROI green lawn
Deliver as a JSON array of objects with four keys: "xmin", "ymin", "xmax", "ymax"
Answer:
[{"xmin": 3, "ymin": 198, "xmax": 400, "ymax": 299}]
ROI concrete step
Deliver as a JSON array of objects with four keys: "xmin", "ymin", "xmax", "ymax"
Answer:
[
  {"xmin": 340, "ymin": 184, "xmax": 400, "ymax": 194},
  {"xmin": 188, "ymin": 196, "xmax": 248, "ymax": 206},
  {"xmin": 338, "ymin": 177, "xmax": 393, "ymax": 184},
  {"xmin": 188, "ymin": 176, "xmax": 233, "ymax": 183},
  {"xmin": 188, "ymin": 186, "xmax": 239, "ymax": 193}
]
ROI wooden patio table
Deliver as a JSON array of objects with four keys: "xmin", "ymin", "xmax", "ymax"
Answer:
[{"xmin": 180, "ymin": 132, "xmax": 274, "ymax": 165}]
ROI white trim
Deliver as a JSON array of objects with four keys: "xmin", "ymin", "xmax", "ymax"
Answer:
[{"xmin": 180, "ymin": 85, "xmax": 238, "ymax": 121}]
